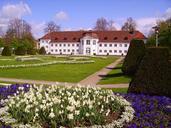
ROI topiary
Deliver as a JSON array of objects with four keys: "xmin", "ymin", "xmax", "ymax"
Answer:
[
  {"xmin": 15, "ymin": 46, "xmax": 26, "ymax": 55},
  {"xmin": 39, "ymin": 47, "xmax": 46, "ymax": 55},
  {"xmin": 27, "ymin": 48, "xmax": 37, "ymax": 55},
  {"xmin": 1, "ymin": 46, "xmax": 12, "ymax": 56},
  {"xmin": 128, "ymin": 47, "xmax": 171, "ymax": 97},
  {"xmin": 122, "ymin": 39, "xmax": 145, "ymax": 76}
]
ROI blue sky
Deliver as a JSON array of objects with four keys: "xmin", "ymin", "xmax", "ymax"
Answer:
[{"xmin": 0, "ymin": 0, "xmax": 171, "ymax": 38}]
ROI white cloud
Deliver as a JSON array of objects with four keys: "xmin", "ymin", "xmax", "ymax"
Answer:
[
  {"xmin": 55, "ymin": 11, "xmax": 68, "ymax": 21},
  {"xmin": 0, "ymin": 2, "xmax": 31, "ymax": 30},
  {"xmin": 163, "ymin": 7, "xmax": 171, "ymax": 19}
]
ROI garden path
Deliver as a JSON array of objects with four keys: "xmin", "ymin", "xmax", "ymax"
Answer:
[{"xmin": 79, "ymin": 57, "xmax": 124, "ymax": 85}]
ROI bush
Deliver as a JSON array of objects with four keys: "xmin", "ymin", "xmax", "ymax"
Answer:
[
  {"xmin": 15, "ymin": 46, "xmax": 27, "ymax": 55},
  {"xmin": 128, "ymin": 47, "xmax": 171, "ymax": 97},
  {"xmin": 1, "ymin": 46, "xmax": 12, "ymax": 56},
  {"xmin": 122, "ymin": 39, "xmax": 145, "ymax": 76},
  {"xmin": 27, "ymin": 48, "xmax": 36, "ymax": 55},
  {"xmin": 39, "ymin": 47, "xmax": 46, "ymax": 55}
]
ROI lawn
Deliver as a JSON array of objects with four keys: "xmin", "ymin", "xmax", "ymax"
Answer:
[
  {"xmin": 98, "ymin": 63, "xmax": 131, "ymax": 84},
  {"xmin": 0, "ymin": 55, "xmax": 118, "ymax": 82}
]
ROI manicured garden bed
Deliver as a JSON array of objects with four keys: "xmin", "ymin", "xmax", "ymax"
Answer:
[
  {"xmin": 98, "ymin": 64, "xmax": 131, "ymax": 84},
  {"xmin": 0, "ymin": 56, "xmax": 117, "ymax": 82},
  {"xmin": 0, "ymin": 84, "xmax": 170, "ymax": 128}
]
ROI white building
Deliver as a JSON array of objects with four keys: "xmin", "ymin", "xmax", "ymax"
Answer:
[{"xmin": 38, "ymin": 31, "xmax": 146, "ymax": 56}]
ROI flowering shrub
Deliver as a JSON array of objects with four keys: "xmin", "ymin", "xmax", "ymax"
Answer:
[
  {"xmin": 0, "ymin": 85, "xmax": 134, "ymax": 128},
  {"xmin": 0, "ymin": 60, "xmax": 95, "ymax": 69}
]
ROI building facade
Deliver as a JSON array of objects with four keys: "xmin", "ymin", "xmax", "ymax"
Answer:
[{"xmin": 38, "ymin": 31, "xmax": 146, "ymax": 56}]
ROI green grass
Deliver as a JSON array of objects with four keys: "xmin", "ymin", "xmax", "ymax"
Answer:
[
  {"xmin": 0, "ymin": 56, "xmax": 118, "ymax": 83},
  {"xmin": 98, "ymin": 64, "xmax": 131, "ymax": 84}
]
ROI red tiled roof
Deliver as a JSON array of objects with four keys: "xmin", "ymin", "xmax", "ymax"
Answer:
[{"xmin": 40, "ymin": 30, "xmax": 146, "ymax": 43}]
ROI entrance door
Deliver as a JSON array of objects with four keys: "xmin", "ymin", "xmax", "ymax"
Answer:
[{"xmin": 86, "ymin": 47, "xmax": 91, "ymax": 55}]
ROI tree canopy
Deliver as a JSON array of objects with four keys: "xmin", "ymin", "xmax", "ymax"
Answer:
[
  {"xmin": 44, "ymin": 21, "xmax": 60, "ymax": 33},
  {"xmin": 121, "ymin": 17, "xmax": 136, "ymax": 32}
]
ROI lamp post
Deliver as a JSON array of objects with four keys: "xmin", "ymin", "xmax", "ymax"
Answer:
[{"xmin": 152, "ymin": 26, "xmax": 159, "ymax": 47}]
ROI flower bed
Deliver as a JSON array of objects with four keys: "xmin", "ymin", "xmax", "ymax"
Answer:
[
  {"xmin": 15, "ymin": 57, "xmax": 42, "ymax": 62},
  {"xmin": 0, "ymin": 60, "xmax": 95, "ymax": 69},
  {"xmin": 0, "ymin": 85, "xmax": 134, "ymax": 128}
]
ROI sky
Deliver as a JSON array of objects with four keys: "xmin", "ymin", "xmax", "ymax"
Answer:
[{"xmin": 0, "ymin": 0, "xmax": 171, "ymax": 38}]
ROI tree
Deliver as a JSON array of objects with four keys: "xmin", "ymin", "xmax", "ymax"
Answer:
[
  {"xmin": 1, "ymin": 46, "xmax": 11, "ymax": 56},
  {"xmin": 121, "ymin": 17, "xmax": 136, "ymax": 32},
  {"xmin": 0, "ymin": 38, "xmax": 4, "ymax": 47},
  {"xmin": 44, "ymin": 21, "xmax": 60, "ymax": 33},
  {"xmin": 39, "ymin": 47, "xmax": 46, "ymax": 55},
  {"xmin": 94, "ymin": 17, "xmax": 109, "ymax": 31},
  {"xmin": 15, "ymin": 46, "xmax": 27, "ymax": 55},
  {"xmin": 107, "ymin": 20, "xmax": 117, "ymax": 30}
]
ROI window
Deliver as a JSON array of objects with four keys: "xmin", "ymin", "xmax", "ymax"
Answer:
[
  {"xmin": 64, "ymin": 37, "xmax": 67, "ymax": 40},
  {"xmin": 99, "ymin": 44, "xmax": 102, "ymax": 47},
  {"xmin": 59, "ymin": 49, "xmax": 62, "ymax": 52},
  {"xmin": 119, "ymin": 44, "xmax": 122, "ymax": 47},
  {"xmin": 114, "ymin": 44, "xmax": 117, "ymax": 47},
  {"xmin": 124, "ymin": 44, "xmax": 128, "ymax": 47},
  {"xmin": 59, "ymin": 44, "xmax": 62, "ymax": 47},
  {"xmin": 42, "ymin": 40, "xmax": 44, "ymax": 43},
  {"xmin": 77, "ymin": 44, "xmax": 79, "ymax": 47},
  {"xmin": 86, "ymin": 40, "xmax": 90, "ymax": 45},
  {"xmin": 82, "ymin": 40, "xmax": 84, "ymax": 45},
  {"xmin": 51, "ymin": 49, "xmax": 53, "ymax": 52},
  {"xmin": 68, "ymin": 49, "xmax": 70, "ymax": 52},
  {"xmin": 109, "ymin": 44, "xmax": 112, "ymax": 47},
  {"xmin": 124, "ymin": 50, "xmax": 127, "ymax": 53},
  {"xmin": 93, "ymin": 40, "xmax": 96, "ymax": 45},
  {"xmin": 109, "ymin": 50, "xmax": 112, "ymax": 53},
  {"xmin": 46, "ymin": 46, "xmax": 48, "ymax": 48},
  {"xmin": 104, "ymin": 50, "xmax": 107, "ymax": 53},
  {"xmin": 51, "ymin": 44, "xmax": 53, "ymax": 47},
  {"xmin": 114, "ymin": 37, "xmax": 118, "ymax": 40},
  {"xmin": 68, "ymin": 44, "xmax": 70, "ymax": 46},
  {"xmin": 55, "ymin": 44, "xmax": 57, "ymax": 47},
  {"xmin": 104, "ymin": 44, "xmax": 107, "ymax": 47},
  {"xmin": 55, "ymin": 49, "xmax": 58, "ymax": 52},
  {"xmin": 99, "ymin": 50, "xmax": 102, "ymax": 53},
  {"xmin": 104, "ymin": 37, "xmax": 108, "ymax": 40},
  {"xmin": 55, "ymin": 38, "xmax": 58, "ymax": 41},
  {"xmin": 124, "ymin": 37, "xmax": 128, "ymax": 40},
  {"xmin": 77, "ymin": 49, "xmax": 79, "ymax": 52},
  {"xmin": 63, "ymin": 44, "xmax": 66, "ymax": 47},
  {"xmin": 63, "ymin": 49, "xmax": 66, "ymax": 52},
  {"xmin": 73, "ymin": 37, "xmax": 76, "ymax": 40},
  {"xmin": 38, "ymin": 43, "xmax": 40, "ymax": 46},
  {"xmin": 119, "ymin": 50, "xmax": 122, "ymax": 53},
  {"xmin": 72, "ymin": 44, "xmax": 75, "ymax": 47},
  {"xmin": 114, "ymin": 50, "xmax": 117, "ymax": 53},
  {"xmin": 72, "ymin": 49, "xmax": 75, "ymax": 52}
]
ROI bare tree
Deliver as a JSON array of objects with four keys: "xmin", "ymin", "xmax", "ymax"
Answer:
[
  {"xmin": 121, "ymin": 17, "xmax": 136, "ymax": 32},
  {"xmin": 44, "ymin": 21, "xmax": 60, "ymax": 33},
  {"xmin": 94, "ymin": 17, "xmax": 108, "ymax": 31},
  {"xmin": 7, "ymin": 18, "xmax": 32, "ymax": 38},
  {"xmin": 107, "ymin": 20, "xmax": 117, "ymax": 30}
]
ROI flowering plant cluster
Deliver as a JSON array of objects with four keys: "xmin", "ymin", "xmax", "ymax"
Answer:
[
  {"xmin": 0, "ymin": 85, "xmax": 134, "ymax": 128},
  {"xmin": 0, "ymin": 60, "xmax": 95, "ymax": 69},
  {"xmin": 15, "ymin": 57, "xmax": 42, "ymax": 62}
]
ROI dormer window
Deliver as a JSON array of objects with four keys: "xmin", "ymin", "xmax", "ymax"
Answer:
[
  {"xmin": 124, "ymin": 37, "xmax": 128, "ymax": 40},
  {"xmin": 104, "ymin": 37, "xmax": 108, "ymax": 40},
  {"xmin": 55, "ymin": 38, "xmax": 58, "ymax": 41},
  {"xmin": 114, "ymin": 37, "xmax": 118, "ymax": 40},
  {"xmin": 73, "ymin": 37, "xmax": 76, "ymax": 40},
  {"xmin": 64, "ymin": 37, "xmax": 67, "ymax": 40}
]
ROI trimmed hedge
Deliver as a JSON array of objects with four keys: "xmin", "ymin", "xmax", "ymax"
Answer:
[
  {"xmin": 39, "ymin": 47, "xmax": 46, "ymax": 55},
  {"xmin": 1, "ymin": 46, "xmax": 11, "ymax": 56},
  {"xmin": 128, "ymin": 47, "xmax": 171, "ymax": 97},
  {"xmin": 15, "ymin": 46, "xmax": 26, "ymax": 55},
  {"xmin": 122, "ymin": 39, "xmax": 145, "ymax": 76},
  {"xmin": 27, "ymin": 48, "xmax": 37, "ymax": 55}
]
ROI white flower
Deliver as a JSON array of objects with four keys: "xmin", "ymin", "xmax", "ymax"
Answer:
[
  {"xmin": 49, "ymin": 112, "xmax": 55, "ymax": 118},
  {"xmin": 67, "ymin": 113, "xmax": 74, "ymax": 120}
]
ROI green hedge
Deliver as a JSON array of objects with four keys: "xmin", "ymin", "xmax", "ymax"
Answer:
[
  {"xmin": 122, "ymin": 39, "xmax": 145, "ymax": 76},
  {"xmin": 128, "ymin": 47, "xmax": 171, "ymax": 97},
  {"xmin": 27, "ymin": 48, "xmax": 37, "ymax": 55},
  {"xmin": 1, "ymin": 46, "xmax": 11, "ymax": 56},
  {"xmin": 39, "ymin": 47, "xmax": 46, "ymax": 55},
  {"xmin": 15, "ymin": 46, "xmax": 26, "ymax": 55}
]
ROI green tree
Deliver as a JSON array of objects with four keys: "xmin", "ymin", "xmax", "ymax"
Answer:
[
  {"xmin": 39, "ymin": 47, "xmax": 46, "ymax": 55},
  {"xmin": 15, "ymin": 46, "xmax": 27, "ymax": 55},
  {"xmin": 1, "ymin": 46, "xmax": 11, "ymax": 56},
  {"xmin": 0, "ymin": 38, "xmax": 4, "ymax": 47}
]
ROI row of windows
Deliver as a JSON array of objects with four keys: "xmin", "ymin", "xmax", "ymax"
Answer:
[
  {"xmin": 51, "ymin": 49, "xmax": 79, "ymax": 52},
  {"xmin": 51, "ymin": 43, "xmax": 79, "ymax": 47},
  {"xmin": 99, "ymin": 43, "xmax": 128, "ymax": 47},
  {"xmin": 99, "ymin": 50, "xmax": 127, "ymax": 53}
]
